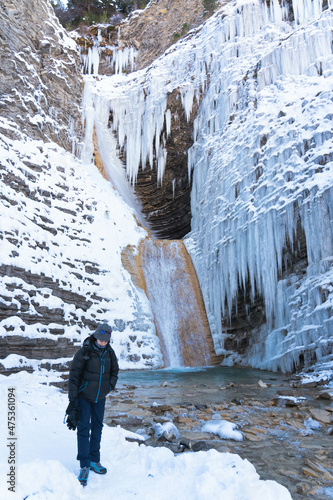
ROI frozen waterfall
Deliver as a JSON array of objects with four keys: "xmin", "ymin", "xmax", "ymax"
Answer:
[
  {"xmin": 186, "ymin": 1, "xmax": 333, "ymax": 372},
  {"xmin": 140, "ymin": 239, "xmax": 214, "ymax": 368},
  {"xmin": 82, "ymin": 0, "xmax": 333, "ymax": 373}
]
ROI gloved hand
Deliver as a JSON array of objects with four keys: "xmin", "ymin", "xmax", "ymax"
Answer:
[
  {"xmin": 66, "ymin": 400, "xmax": 76, "ymax": 415},
  {"xmin": 65, "ymin": 400, "xmax": 80, "ymax": 431}
]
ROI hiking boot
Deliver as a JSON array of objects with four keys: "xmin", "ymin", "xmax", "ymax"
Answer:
[
  {"xmin": 78, "ymin": 466, "xmax": 89, "ymax": 486},
  {"xmin": 90, "ymin": 461, "xmax": 107, "ymax": 474}
]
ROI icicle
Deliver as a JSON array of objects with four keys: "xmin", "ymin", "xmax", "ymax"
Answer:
[
  {"xmin": 84, "ymin": 46, "xmax": 100, "ymax": 75},
  {"xmin": 80, "ymin": 81, "xmax": 95, "ymax": 164},
  {"xmin": 165, "ymin": 109, "xmax": 172, "ymax": 136},
  {"xmin": 111, "ymin": 46, "xmax": 138, "ymax": 74},
  {"xmin": 181, "ymin": 87, "xmax": 195, "ymax": 122}
]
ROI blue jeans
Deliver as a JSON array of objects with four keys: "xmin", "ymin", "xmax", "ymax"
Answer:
[{"xmin": 76, "ymin": 397, "xmax": 106, "ymax": 468}]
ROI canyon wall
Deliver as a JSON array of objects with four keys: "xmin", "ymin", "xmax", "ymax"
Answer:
[
  {"xmin": 0, "ymin": 0, "xmax": 163, "ymax": 372},
  {"xmin": 1, "ymin": 0, "xmax": 332, "ymax": 375}
]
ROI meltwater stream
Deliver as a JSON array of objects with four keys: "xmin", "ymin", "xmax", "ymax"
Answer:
[
  {"xmin": 107, "ymin": 366, "xmax": 332, "ymax": 499},
  {"xmin": 119, "ymin": 365, "xmax": 284, "ymax": 385},
  {"xmin": 117, "ymin": 365, "xmax": 290, "ymax": 405}
]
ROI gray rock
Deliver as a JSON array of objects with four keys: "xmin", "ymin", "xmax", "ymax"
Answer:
[
  {"xmin": 110, "ymin": 415, "xmax": 143, "ymax": 427},
  {"xmin": 318, "ymin": 390, "xmax": 333, "ymax": 400},
  {"xmin": 192, "ymin": 441, "xmax": 209, "ymax": 452},
  {"xmin": 0, "ymin": 0, "xmax": 82, "ymax": 151}
]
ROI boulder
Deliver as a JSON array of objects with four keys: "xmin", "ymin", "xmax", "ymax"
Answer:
[{"xmin": 309, "ymin": 408, "xmax": 332, "ymax": 424}]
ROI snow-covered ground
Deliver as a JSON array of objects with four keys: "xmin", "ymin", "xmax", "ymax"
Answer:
[{"xmin": 0, "ymin": 370, "xmax": 292, "ymax": 500}]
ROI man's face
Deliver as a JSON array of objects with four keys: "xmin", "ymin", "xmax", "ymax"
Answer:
[{"xmin": 96, "ymin": 338, "xmax": 108, "ymax": 347}]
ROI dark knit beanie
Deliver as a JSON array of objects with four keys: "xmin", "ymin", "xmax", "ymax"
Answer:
[{"xmin": 94, "ymin": 323, "xmax": 112, "ymax": 342}]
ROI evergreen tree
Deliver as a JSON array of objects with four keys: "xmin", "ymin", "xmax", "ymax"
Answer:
[{"xmin": 52, "ymin": 0, "xmax": 149, "ymax": 27}]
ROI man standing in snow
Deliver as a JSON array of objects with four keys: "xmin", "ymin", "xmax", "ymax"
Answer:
[{"xmin": 66, "ymin": 323, "xmax": 119, "ymax": 486}]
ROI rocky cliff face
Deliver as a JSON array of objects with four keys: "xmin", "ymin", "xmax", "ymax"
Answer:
[
  {"xmin": 1, "ymin": 0, "xmax": 332, "ymax": 376},
  {"xmin": 0, "ymin": 0, "xmax": 82, "ymax": 151},
  {"xmin": 0, "ymin": 0, "xmax": 164, "ymax": 373},
  {"xmin": 74, "ymin": 0, "xmax": 209, "ymax": 74}
]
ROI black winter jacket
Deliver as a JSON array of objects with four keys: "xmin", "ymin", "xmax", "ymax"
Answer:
[{"xmin": 68, "ymin": 335, "xmax": 119, "ymax": 403}]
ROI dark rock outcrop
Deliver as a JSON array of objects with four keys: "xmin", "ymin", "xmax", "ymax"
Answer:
[
  {"xmin": 0, "ymin": 0, "xmax": 83, "ymax": 151},
  {"xmin": 116, "ymin": 0, "xmax": 208, "ymax": 71},
  {"xmin": 134, "ymin": 88, "xmax": 201, "ymax": 239}
]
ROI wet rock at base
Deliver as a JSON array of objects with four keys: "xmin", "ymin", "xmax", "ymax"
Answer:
[
  {"xmin": 288, "ymin": 419, "xmax": 306, "ymax": 431},
  {"xmin": 309, "ymin": 408, "xmax": 332, "ymax": 424},
  {"xmin": 104, "ymin": 376, "xmax": 333, "ymax": 497},
  {"xmin": 192, "ymin": 440, "xmax": 209, "ymax": 451},
  {"xmin": 125, "ymin": 436, "xmax": 145, "ymax": 444},
  {"xmin": 174, "ymin": 415, "xmax": 194, "ymax": 424},
  {"xmin": 318, "ymin": 390, "xmax": 333, "ymax": 400},
  {"xmin": 124, "ymin": 385, "xmax": 138, "ymax": 391},
  {"xmin": 295, "ymin": 482, "xmax": 311, "ymax": 494},
  {"xmin": 179, "ymin": 438, "xmax": 191, "ymax": 449},
  {"xmin": 302, "ymin": 458, "xmax": 333, "ymax": 482},
  {"xmin": 244, "ymin": 431, "xmax": 263, "ymax": 442},
  {"xmin": 109, "ymin": 415, "xmax": 143, "ymax": 427},
  {"xmin": 150, "ymin": 404, "xmax": 173, "ymax": 413},
  {"xmin": 143, "ymin": 437, "xmax": 184, "ymax": 454}
]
